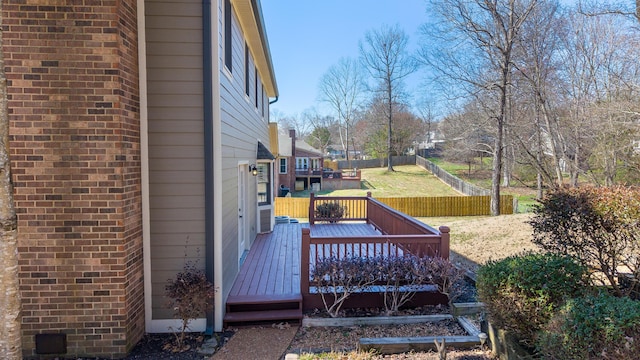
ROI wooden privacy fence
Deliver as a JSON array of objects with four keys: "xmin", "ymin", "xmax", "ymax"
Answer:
[{"xmin": 276, "ymin": 194, "xmax": 513, "ymax": 218}]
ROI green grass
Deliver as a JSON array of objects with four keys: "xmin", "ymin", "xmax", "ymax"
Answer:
[
  {"xmin": 292, "ymin": 165, "xmax": 461, "ymax": 198},
  {"xmin": 428, "ymin": 157, "xmax": 539, "ymax": 212}
]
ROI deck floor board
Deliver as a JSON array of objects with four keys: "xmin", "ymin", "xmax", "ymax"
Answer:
[{"xmin": 227, "ymin": 222, "xmax": 378, "ymax": 303}]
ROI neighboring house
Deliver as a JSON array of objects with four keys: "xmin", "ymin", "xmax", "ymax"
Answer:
[
  {"xmin": 277, "ymin": 129, "xmax": 324, "ymax": 193},
  {"xmin": 4, "ymin": 0, "xmax": 278, "ymax": 358},
  {"xmin": 416, "ymin": 129, "xmax": 446, "ymax": 150}
]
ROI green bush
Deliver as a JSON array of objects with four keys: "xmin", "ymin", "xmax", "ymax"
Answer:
[
  {"xmin": 537, "ymin": 292, "xmax": 640, "ymax": 359},
  {"xmin": 476, "ymin": 252, "xmax": 590, "ymax": 345},
  {"xmin": 530, "ymin": 186, "xmax": 640, "ymax": 297}
]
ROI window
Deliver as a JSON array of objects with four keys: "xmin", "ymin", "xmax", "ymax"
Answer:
[
  {"xmin": 256, "ymin": 163, "xmax": 271, "ymax": 205},
  {"xmin": 311, "ymin": 158, "xmax": 321, "ymax": 170},
  {"xmin": 224, "ymin": 0, "xmax": 232, "ymax": 72},
  {"xmin": 296, "ymin": 157, "xmax": 308, "ymax": 170},
  {"xmin": 261, "ymin": 85, "xmax": 265, "ymax": 117},
  {"xmin": 279, "ymin": 158, "xmax": 287, "ymax": 174},
  {"xmin": 244, "ymin": 44, "xmax": 250, "ymax": 96},
  {"xmin": 254, "ymin": 68, "xmax": 259, "ymax": 108}
]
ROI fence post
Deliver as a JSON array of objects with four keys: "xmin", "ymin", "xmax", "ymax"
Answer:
[
  {"xmin": 439, "ymin": 226, "xmax": 450, "ymax": 260},
  {"xmin": 309, "ymin": 192, "xmax": 315, "ymax": 225},
  {"xmin": 301, "ymin": 227, "xmax": 311, "ymax": 296}
]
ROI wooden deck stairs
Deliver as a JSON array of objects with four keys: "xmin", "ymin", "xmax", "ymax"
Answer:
[{"xmin": 223, "ymin": 293, "xmax": 303, "ymax": 327}]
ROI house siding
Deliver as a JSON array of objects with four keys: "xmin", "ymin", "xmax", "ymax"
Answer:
[
  {"xmin": 4, "ymin": 1, "xmax": 144, "ymax": 358},
  {"xmin": 145, "ymin": 0, "xmax": 206, "ymax": 321},
  {"xmin": 218, "ymin": 2, "xmax": 271, "ymax": 308}
]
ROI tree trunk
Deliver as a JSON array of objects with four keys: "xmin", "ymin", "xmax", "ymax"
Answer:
[
  {"xmin": 0, "ymin": 3, "xmax": 22, "ymax": 355},
  {"xmin": 387, "ymin": 82, "xmax": 394, "ymax": 172},
  {"xmin": 491, "ymin": 137, "xmax": 502, "ymax": 216}
]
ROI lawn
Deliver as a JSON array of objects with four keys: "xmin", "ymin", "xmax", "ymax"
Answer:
[
  {"xmin": 427, "ymin": 157, "xmax": 539, "ymax": 212},
  {"xmin": 293, "ymin": 165, "xmax": 461, "ymax": 198},
  {"xmin": 291, "ymin": 164, "xmax": 536, "ymax": 270},
  {"xmin": 422, "ymin": 214, "xmax": 536, "ymax": 273}
]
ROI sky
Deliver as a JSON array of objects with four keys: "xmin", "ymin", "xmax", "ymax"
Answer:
[{"xmin": 261, "ymin": 0, "xmax": 429, "ymax": 118}]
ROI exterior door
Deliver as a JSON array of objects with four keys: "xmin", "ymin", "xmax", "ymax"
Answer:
[{"xmin": 237, "ymin": 165, "xmax": 247, "ymax": 264}]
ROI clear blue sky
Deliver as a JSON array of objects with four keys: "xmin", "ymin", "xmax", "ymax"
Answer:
[{"xmin": 261, "ymin": 0, "xmax": 429, "ymax": 118}]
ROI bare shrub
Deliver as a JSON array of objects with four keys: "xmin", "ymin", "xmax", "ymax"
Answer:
[
  {"xmin": 378, "ymin": 255, "xmax": 426, "ymax": 315},
  {"xmin": 420, "ymin": 256, "xmax": 466, "ymax": 306},
  {"xmin": 165, "ymin": 261, "xmax": 215, "ymax": 351},
  {"xmin": 315, "ymin": 201, "xmax": 346, "ymax": 222},
  {"xmin": 311, "ymin": 256, "xmax": 378, "ymax": 317},
  {"xmin": 530, "ymin": 185, "xmax": 640, "ymax": 297}
]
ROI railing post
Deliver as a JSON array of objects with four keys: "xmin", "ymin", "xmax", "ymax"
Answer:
[
  {"xmin": 309, "ymin": 192, "xmax": 315, "ymax": 225},
  {"xmin": 439, "ymin": 226, "xmax": 450, "ymax": 260},
  {"xmin": 301, "ymin": 227, "xmax": 311, "ymax": 296},
  {"xmin": 365, "ymin": 192, "xmax": 372, "ymax": 224}
]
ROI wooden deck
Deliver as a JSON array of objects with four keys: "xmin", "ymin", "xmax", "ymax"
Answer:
[
  {"xmin": 229, "ymin": 223, "xmax": 304, "ymax": 298},
  {"xmin": 227, "ymin": 222, "xmax": 380, "ymax": 298},
  {"xmin": 223, "ymin": 222, "xmax": 379, "ymax": 326}
]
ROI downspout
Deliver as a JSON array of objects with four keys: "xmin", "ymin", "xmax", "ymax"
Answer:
[{"xmin": 269, "ymin": 96, "xmax": 278, "ymax": 105}]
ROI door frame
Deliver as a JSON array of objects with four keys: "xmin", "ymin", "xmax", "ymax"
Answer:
[{"xmin": 237, "ymin": 163, "xmax": 249, "ymax": 265}]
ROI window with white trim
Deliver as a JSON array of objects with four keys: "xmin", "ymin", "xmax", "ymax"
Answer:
[
  {"xmin": 257, "ymin": 163, "xmax": 271, "ymax": 205},
  {"xmin": 224, "ymin": 0, "xmax": 232, "ymax": 73},
  {"xmin": 296, "ymin": 157, "xmax": 308, "ymax": 170},
  {"xmin": 279, "ymin": 158, "xmax": 287, "ymax": 174}
]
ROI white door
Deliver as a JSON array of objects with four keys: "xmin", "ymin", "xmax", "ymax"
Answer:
[{"xmin": 237, "ymin": 165, "xmax": 247, "ymax": 263}]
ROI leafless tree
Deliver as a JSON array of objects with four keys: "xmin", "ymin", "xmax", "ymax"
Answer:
[
  {"xmin": 416, "ymin": 97, "xmax": 440, "ymax": 152},
  {"xmin": 318, "ymin": 57, "xmax": 366, "ymax": 166},
  {"xmin": 511, "ymin": 0, "xmax": 566, "ymax": 196},
  {"xmin": 578, "ymin": 0, "xmax": 640, "ymax": 23},
  {"xmin": 420, "ymin": 0, "xmax": 538, "ymax": 215},
  {"xmin": 559, "ymin": 11, "xmax": 640, "ymax": 186},
  {"xmin": 0, "ymin": 2, "xmax": 22, "ymax": 357},
  {"xmin": 359, "ymin": 24, "xmax": 417, "ymax": 172},
  {"xmin": 303, "ymin": 109, "xmax": 335, "ymax": 155}
]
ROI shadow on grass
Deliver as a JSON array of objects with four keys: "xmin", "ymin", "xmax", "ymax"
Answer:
[
  {"xmin": 449, "ymin": 250, "xmax": 481, "ymax": 282},
  {"xmin": 361, "ymin": 180, "xmax": 375, "ymax": 189}
]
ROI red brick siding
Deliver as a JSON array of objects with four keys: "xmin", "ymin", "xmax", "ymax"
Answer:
[{"xmin": 3, "ymin": 1, "xmax": 144, "ymax": 358}]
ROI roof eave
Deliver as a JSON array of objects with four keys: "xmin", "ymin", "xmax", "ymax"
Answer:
[{"xmin": 232, "ymin": 0, "xmax": 279, "ymax": 97}]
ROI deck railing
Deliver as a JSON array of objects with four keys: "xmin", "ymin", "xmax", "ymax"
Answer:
[
  {"xmin": 308, "ymin": 193, "xmax": 369, "ymax": 224},
  {"xmin": 302, "ymin": 193, "xmax": 450, "ymax": 297}
]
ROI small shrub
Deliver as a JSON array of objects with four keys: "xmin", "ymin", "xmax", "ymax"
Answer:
[
  {"xmin": 476, "ymin": 252, "xmax": 590, "ymax": 345},
  {"xmin": 377, "ymin": 255, "xmax": 426, "ymax": 315},
  {"xmin": 420, "ymin": 256, "xmax": 466, "ymax": 306},
  {"xmin": 165, "ymin": 262, "xmax": 215, "ymax": 351},
  {"xmin": 315, "ymin": 201, "xmax": 346, "ymax": 222},
  {"xmin": 311, "ymin": 256, "xmax": 378, "ymax": 317},
  {"xmin": 530, "ymin": 185, "xmax": 640, "ymax": 297},
  {"xmin": 311, "ymin": 255, "xmax": 464, "ymax": 317},
  {"xmin": 537, "ymin": 292, "xmax": 640, "ymax": 359}
]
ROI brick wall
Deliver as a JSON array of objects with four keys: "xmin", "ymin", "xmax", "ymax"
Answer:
[{"xmin": 3, "ymin": 2, "xmax": 144, "ymax": 358}]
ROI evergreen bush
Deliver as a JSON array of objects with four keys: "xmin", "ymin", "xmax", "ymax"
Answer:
[
  {"xmin": 476, "ymin": 252, "xmax": 590, "ymax": 345},
  {"xmin": 537, "ymin": 292, "xmax": 640, "ymax": 359}
]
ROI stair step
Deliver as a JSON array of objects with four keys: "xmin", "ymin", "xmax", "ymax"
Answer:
[
  {"xmin": 223, "ymin": 309, "xmax": 303, "ymax": 323},
  {"xmin": 226, "ymin": 294, "xmax": 302, "ymax": 306}
]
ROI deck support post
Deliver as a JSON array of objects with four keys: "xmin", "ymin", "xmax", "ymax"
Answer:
[
  {"xmin": 439, "ymin": 226, "xmax": 450, "ymax": 259},
  {"xmin": 301, "ymin": 227, "xmax": 311, "ymax": 296}
]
